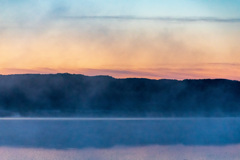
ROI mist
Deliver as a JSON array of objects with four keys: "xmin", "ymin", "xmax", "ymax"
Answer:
[
  {"xmin": 1, "ymin": 74, "xmax": 240, "ymax": 117},
  {"xmin": 1, "ymin": 118, "xmax": 240, "ymax": 149}
]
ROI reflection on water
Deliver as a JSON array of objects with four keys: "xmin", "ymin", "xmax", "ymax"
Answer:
[
  {"xmin": 1, "ymin": 145, "xmax": 240, "ymax": 160},
  {"xmin": 0, "ymin": 118, "xmax": 240, "ymax": 149}
]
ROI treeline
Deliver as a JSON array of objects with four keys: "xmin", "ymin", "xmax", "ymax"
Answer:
[{"xmin": 0, "ymin": 73, "xmax": 240, "ymax": 117}]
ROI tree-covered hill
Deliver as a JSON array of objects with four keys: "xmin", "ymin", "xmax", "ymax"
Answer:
[{"xmin": 0, "ymin": 74, "xmax": 240, "ymax": 117}]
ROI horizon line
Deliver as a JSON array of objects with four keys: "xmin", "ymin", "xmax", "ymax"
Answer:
[{"xmin": 0, "ymin": 73, "xmax": 238, "ymax": 82}]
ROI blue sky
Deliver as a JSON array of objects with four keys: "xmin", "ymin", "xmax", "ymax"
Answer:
[{"xmin": 1, "ymin": 0, "xmax": 240, "ymax": 18}]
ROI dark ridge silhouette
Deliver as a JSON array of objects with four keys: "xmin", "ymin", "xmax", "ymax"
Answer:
[{"xmin": 0, "ymin": 73, "xmax": 240, "ymax": 117}]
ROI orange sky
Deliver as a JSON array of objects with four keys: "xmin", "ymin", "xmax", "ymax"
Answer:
[{"xmin": 1, "ymin": 0, "xmax": 240, "ymax": 80}]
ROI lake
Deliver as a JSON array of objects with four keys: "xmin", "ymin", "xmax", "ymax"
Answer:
[{"xmin": 0, "ymin": 118, "xmax": 240, "ymax": 160}]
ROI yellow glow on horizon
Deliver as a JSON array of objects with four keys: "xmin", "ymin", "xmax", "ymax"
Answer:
[
  {"xmin": 1, "ymin": 63, "xmax": 240, "ymax": 81},
  {"xmin": 1, "ymin": 21, "xmax": 240, "ymax": 80}
]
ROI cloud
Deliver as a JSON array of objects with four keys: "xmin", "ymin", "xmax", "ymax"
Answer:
[
  {"xmin": 206, "ymin": 63, "xmax": 240, "ymax": 67},
  {"xmin": 61, "ymin": 16, "xmax": 240, "ymax": 23}
]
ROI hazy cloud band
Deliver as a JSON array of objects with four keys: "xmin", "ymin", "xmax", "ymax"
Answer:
[{"xmin": 62, "ymin": 16, "xmax": 240, "ymax": 23}]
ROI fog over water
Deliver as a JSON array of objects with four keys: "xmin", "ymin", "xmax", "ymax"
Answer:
[
  {"xmin": 1, "ymin": 118, "xmax": 240, "ymax": 159},
  {"xmin": 0, "ymin": 118, "xmax": 240, "ymax": 149}
]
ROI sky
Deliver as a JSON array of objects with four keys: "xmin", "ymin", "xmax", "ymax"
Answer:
[{"xmin": 0, "ymin": 0, "xmax": 240, "ymax": 80}]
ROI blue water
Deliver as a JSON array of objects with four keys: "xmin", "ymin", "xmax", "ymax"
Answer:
[{"xmin": 0, "ymin": 118, "xmax": 240, "ymax": 149}]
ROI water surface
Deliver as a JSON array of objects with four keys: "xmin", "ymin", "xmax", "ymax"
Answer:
[{"xmin": 1, "ymin": 118, "xmax": 240, "ymax": 149}]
